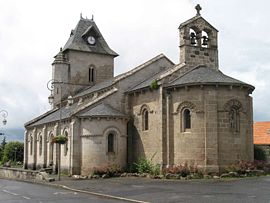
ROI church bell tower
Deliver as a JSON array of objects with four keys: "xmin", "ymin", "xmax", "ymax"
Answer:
[{"xmin": 179, "ymin": 4, "xmax": 219, "ymax": 70}]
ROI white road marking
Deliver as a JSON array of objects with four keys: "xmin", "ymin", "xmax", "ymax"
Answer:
[
  {"xmin": 22, "ymin": 196, "xmax": 31, "ymax": 200},
  {"xmin": 2, "ymin": 190, "xmax": 19, "ymax": 196},
  {"xmin": 54, "ymin": 191, "xmax": 77, "ymax": 195}
]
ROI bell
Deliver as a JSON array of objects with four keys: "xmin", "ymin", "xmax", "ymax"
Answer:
[
  {"xmin": 190, "ymin": 32, "xmax": 196, "ymax": 45},
  {"xmin": 202, "ymin": 36, "xmax": 208, "ymax": 46}
]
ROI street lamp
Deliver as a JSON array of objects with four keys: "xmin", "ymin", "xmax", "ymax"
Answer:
[
  {"xmin": 0, "ymin": 110, "xmax": 8, "ymax": 126},
  {"xmin": 47, "ymin": 79, "xmax": 63, "ymax": 181},
  {"xmin": 47, "ymin": 80, "xmax": 73, "ymax": 181}
]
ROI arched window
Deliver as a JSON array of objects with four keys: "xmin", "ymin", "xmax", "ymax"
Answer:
[
  {"xmin": 229, "ymin": 107, "xmax": 240, "ymax": 132},
  {"xmin": 201, "ymin": 30, "xmax": 209, "ymax": 48},
  {"xmin": 183, "ymin": 109, "xmax": 191, "ymax": 131},
  {"xmin": 108, "ymin": 133, "xmax": 115, "ymax": 153},
  {"xmin": 142, "ymin": 109, "xmax": 149, "ymax": 131},
  {"xmin": 189, "ymin": 28, "xmax": 198, "ymax": 46},
  {"xmin": 39, "ymin": 134, "xmax": 42, "ymax": 156},
  {"xmin": 30, "ymin": 135, "xmax": 33, "ymax": 156},
  {"xmin": 89, "ymin": 66, "xmax": 95, "ymax": 83},
  {"xmin": 64, "ymin": 131, "xmax": 68, "ymax": 156}
]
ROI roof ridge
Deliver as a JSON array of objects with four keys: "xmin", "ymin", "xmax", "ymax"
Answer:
[
  {"xmin": 113, "ymin": 53, "xmax": 174, "ymax": 84},
  {"xmin": 179, "ymin": 15, "xmax": 218, "ymax": 32},
  {"xmin": 168, "ymin": 64, "xmax": 204, "ymax": 84},
  {"xmin": 157, "ymin": 62, "xmax": 186, "ymax": 81},
  {"xmin": 126, "ymin": 69, "xmax": 164, "ymax": 92},
  {"xmin": 25, "ymin": 108, "xmax": 58, "ymax": 127},
  {"xmin": 71, "ymin": 87, "xmax": 118, "ymax": 116}
]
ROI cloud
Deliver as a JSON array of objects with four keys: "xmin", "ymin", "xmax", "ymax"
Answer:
[{"xmin": 0, "ymin": 0, "xmax": 269, "ymax": 133}]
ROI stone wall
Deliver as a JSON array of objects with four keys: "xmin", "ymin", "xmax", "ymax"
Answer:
[
  {"xmin": 170, "ymin": 85, "xmax": 253, "ymax": 172},
  {"xmin": 80, "ymin": 118, "xmax": 128, "ymax": 175},
  {"xmin": 129, "ymin": 89, "xmax": 163, "ymax": 165},
  {"xmin": 0, "ymin": 167, "xmax": 39, "ymax": 181}
]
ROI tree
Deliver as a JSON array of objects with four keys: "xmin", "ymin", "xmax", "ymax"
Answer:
[
  {"xmin": 2, "ymin": 141, "xmax": 24, "ymax": 163},
  {"xmin": 0, "ymin": 136, "xmax": 7, "ymax": 163}
]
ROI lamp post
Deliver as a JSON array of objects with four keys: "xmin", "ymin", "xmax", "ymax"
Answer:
[
  {"xmin": 0, "ymin": 110, "xmax": 8, "ymax": 126},
  {"xmin": 47, "ymin": 80, "xmax": 73, "ymax": 181}
]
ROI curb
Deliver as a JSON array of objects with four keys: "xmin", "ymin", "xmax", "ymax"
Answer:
[{"xmin": 0, "ymin": 177, "xmax": 149, "ymax": 203}]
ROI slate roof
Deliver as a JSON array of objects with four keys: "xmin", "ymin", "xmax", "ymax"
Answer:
[
  {"xmin": 78, "ymin": 103, "xmax": 127, "ymax": 118},
  {"xmin": 127, "ymin": 70, "xmax": 165, "ymax": 92},
  {"xmin": 26, "ymin": 103, "xmax": 78, "ymax": 127},
  {"xmin": 168, "ymin": 66, "xmax": 254, "ymax": 89},
  {"xmin": 254, "ymin": 122, "xmax": 270, "ymax": 145},
  {"xmin": 63, "ymin": 18, "xmax": 118, "ymax": 56},
  {"xmin": 74, "ymin": 78, "xmax": 114, "ymax": 98}
]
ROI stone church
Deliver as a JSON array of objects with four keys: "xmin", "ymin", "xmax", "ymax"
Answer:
[{"xmin": 24, "ymin": 5, "xmax": 255, "ymax": 175}]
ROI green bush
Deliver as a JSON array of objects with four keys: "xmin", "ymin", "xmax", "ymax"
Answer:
[
  {"xmin": 254, "ymin": 145, "xmax": 267, "ymax": 161},
  {"xmin": 134, "ymin": 153, "xmax": 160, "ymax": 175},
  {"xmin": 135, "ymin": 158, "xmax": 154, "ymax": 174},
  {"xmin": 150, "ymin": 80, "xmax": 159, "ymax": 90}
]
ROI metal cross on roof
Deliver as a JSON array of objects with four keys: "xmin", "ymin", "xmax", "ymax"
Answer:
[{"xmin": 195, "ymin": 4, "xmax": 202, "ymax": 16}]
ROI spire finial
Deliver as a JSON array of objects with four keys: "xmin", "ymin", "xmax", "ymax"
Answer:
[
  {"xmin": 80, "ymin": 13, "xmax": 83, "ymax": 19},
  {"xmin": 195, "ymin": 4, "xmax": 202, "ymax": 16},
  {"xmin": 91, "ymin": 14, "xmax": 94, "ymax": 21}
]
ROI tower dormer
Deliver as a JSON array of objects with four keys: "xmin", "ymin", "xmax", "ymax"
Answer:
[{"xmin": 179, "ymin": 4, "xmax": 219, "ymax": 70}]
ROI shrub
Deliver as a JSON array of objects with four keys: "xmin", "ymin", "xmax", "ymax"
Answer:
[
  {"xmin": 163, "ymin": 163, "xmax": 199, "ymax": 177},
  {"xmin": 93, "ymin": 164, "xmax": 122, "ymax": 177},
  {"xmin": 254, "ymin": 145, "xmax": 267, "ymax": 161},
  {"xmin": 226, "ymin": 160, "xmax": 270, "ymax": 174},
  {"xmin": 135, "ymin": 158, "xmax": 154, "ymax": 174},
  {"xmin": 150, "ymin": 80, "xmax": 159, "ymax": 90}
]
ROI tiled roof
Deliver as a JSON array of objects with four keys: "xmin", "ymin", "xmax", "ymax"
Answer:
[
  {"xmin": 78, "ymin": 103, "xmax": 127, "ymax": 118},
  {"xmin": 168, "ymin": 66, "xmax": 254, "ymax": 89},
  {"xmin": 63, "ymin": 18, "xmax": 118, "ymax": 56},
  {"xmin": 254, "ymin": 122, "xmax": 270, "ymax": 145}
]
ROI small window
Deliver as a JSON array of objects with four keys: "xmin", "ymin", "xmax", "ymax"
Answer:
[
  {"xmin": 183, "ymin": 109, "xmax": 191, "ymax": 131},
  {"xmin": 108, "ymin": 133, "xmax": 114, "ymax": 153},
  {"xmin": 89, "ymin": 67, "xmax": 95, "ymax": 83},
  {"xmin": 229, "ymin": 108, "xmax": 240, "ymax": 132},
  {"xmin": 143, "ymin": 109, "xmax": 149, "ymax": 131}
]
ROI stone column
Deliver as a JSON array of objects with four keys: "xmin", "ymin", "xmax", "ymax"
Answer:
[
  {"xmin": 42, "ymin": 125, "xmax": 47, "ymax": 168},
  {"xmin": 53, "ymin": 123, "xmax": 58, "ymax": 173},
  {"xmin": 32, "ymin": 128, "xmax": 37, "ymax": 170},
  {"xmin": 23, "ymin": 130, "xmax": 28, "ymax": 169},
  {"xmin": 204, "ymin": 89, "xmax": 219, "ymax": 173},
  {"xmin": 70, "ymin": 118, "xmax": 81, "ymax": 175}
]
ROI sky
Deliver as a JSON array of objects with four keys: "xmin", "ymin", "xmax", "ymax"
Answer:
[{"xmin": 0, "ymin": 0, "xmax": 269, "ymax": 137}]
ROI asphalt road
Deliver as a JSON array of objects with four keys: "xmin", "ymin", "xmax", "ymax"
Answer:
[
  {"xmin": 0, "ymin": 179, "xmax": 123, "ymax": 203},
  {"xmin": 60, "ymin": 176, "xmax": 270, "ymax": 203},
  {"xmin": 1, "ymin": 177, "xmax": 270, "ymax": 203}
]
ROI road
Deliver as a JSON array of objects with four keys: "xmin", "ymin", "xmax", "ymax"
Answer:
[
  {"xmin": 0, "ymin": 179, "xmax": 123, "ymax": 203},
  {"xmin": 60, "ymin": 176, "xmax": 270, "ymax": 203}
]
